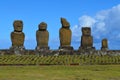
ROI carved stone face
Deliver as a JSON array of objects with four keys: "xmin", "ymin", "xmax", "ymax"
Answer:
[
  {"xmin": 39, "ymin": 22, "xmax": 47, "ymax": 30},
  {"xmin": 13, "ymin": 20, "xmax": 23, "ymax": 32},
  {"xmin": 61, "ymin": 18, "xmax": 70, "ymax": 28},
  {"xmin": 82, "ymin": 27, "xmax": 91, "ymax": 36}
]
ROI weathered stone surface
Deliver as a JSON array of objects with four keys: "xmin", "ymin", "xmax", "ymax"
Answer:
[
  {"xmin": 13, "ymin": 20, "xmax": 23, "ymax": 32},
  {"xmin": 10, "ymin": 46, "xmax": 25, "ymax": 55},
  {"xmin": 10, "ymin": 20, "xmax": 25, "ymax": 54},
  {"xmin": 79, "ymin": 27, "xmax": 95, "ymax": 51},
  {"xmin": 36, "ymin": 31, "xmax": 49, "ymax": 47},
  {"xmin": 38, "ymin": 22, "xmax": 47, "ymax": 30},
  {"xmin": 101, "ymin": 38, "xmax": 108, "ymax": 50},
  {"xmin": 61, "ymin": 18, "xmax": 70, "ymax": 28},
  {"xmin": 11, "ymin": 32, "xmax": 25, "ymax": 47},
  {"xmin": 82, "ymin": 27, "xmax": 91, "ymax": 36},
  {"xmin": 59, "ymin": 28, "xmax": 71, "ymax": 46},
  {"xmin": 59, "ymin": 18, "xmax": 73, "ymax": 50},
  {"xmin": 36, "ymin": 22, "xmax": 49, "ymax": 50},
  {"xmin": 81, "ymin": 36, "xmax": 93, "ymax": 48}
]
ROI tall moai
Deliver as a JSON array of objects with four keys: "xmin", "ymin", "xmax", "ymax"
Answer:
[
  {"xmin": 101, "ymin": 38, "xmax": 108, "ymax": 50},
  {"xmin": 36, "ymin": 22, "xmax": 49, "ymax": 51},
  {"xmin": 79, "ymin": 27, "xmax": 95, "ymax": 51},
  {"xmin": 10, "ymin": 20, "xmax": 25, "ymax": 54},
  {"xmin": 59, "ymin": 18, "xmax": 73, "ymax": 50}
]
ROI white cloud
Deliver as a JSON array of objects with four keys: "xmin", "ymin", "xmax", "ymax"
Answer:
[
  {"xmin": 78, "ymin": 15, "xmax": 96, "ymax": 27},
  {"xmin": 72, "ymin": 25, "xmax": 81, "ymax": 37},
  {"xmin": 72, "ymin": 4, "xmax": 120, "ymax": 50}
]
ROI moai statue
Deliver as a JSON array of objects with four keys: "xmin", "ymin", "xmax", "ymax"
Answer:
[
  {"xmin": 59, "ymin": 18, "xmax": 73, "ymax": 50},
  {"xmin": 10, "ymin": 20, "xmax": 25, "ymax": 55},
  {"xmin": 101, "ymin": 38, "xmax": 108, "ymax": 50},
  {"xmin": 36, "ymin": 22, "xmax": 49, "ymax": 52},
  {"xmin": 79, "ymin": 27, "xmax": 95, "ymax": 51}
]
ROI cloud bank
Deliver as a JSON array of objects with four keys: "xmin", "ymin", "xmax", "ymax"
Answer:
[{"xmin": 72, "ymin": 4, "xmax": 120, "ymax": 50}]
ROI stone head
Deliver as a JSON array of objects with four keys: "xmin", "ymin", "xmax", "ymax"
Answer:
[
  {"xmin": 61, "ymin": 18, "xmax": 70, "ymax": 28},
  {"xmin": 82, "ymin": 27, "xmax": 91, "ymax": 36},
  {"xmin": 13, "ymin": 20, "xmax": 23, "ymax": 32},
  {"xmin": 39, "ymin": 22, "xmax": 47, "ymax": 30}
]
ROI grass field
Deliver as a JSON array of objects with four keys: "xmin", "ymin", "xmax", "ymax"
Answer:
[{"xmin": 0, "ymin": 65, "xmax": 120, "ymax": 80}]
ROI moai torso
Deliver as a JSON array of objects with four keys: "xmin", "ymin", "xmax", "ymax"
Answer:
[
  {"xmin": 59, "ymin": 28, "xmax": 71, "ymax": 46},
  {"xmin": 36, "ymin": 22, "xmax": 49, "ymax": 49},
  {"xmin": 59, "ymin": 18, "xmax": 73, "ymax": 50},
  {"xmin": 80, "ymin": 27, "xmax": 94, "ymax": 49},
  {"xmin": 11, "ymin": 20, "xmax": 25, "ymax": 47},
  {"xmin": 81, "ymin": 36, "xmax": 93, "ymax": 48},
  {"xmin": 11, "ymin": 32, "xmax": 25, "ymax": 46},
  {"xmin": 101, "ymin": 38, "xmax": 108, "ymax": 50}
]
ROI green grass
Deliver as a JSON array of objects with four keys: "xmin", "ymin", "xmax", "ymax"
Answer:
[{"xmin": 0, "ymin": 65, "xmax": 120, "ymax": 80}]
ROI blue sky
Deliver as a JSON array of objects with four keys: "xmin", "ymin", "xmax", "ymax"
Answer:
[{"xmin": 0, "ymin": 0, "xmax": 120, "ymax": 50}]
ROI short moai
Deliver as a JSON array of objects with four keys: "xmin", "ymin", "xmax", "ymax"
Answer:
[
  {"xmin": 79, "ymin": 27, "xmax": 95, "ymax": 51},
  {"xmin": 10, "ymin": 20, "xmax": 25, "ymax": 54},
  {"xmin": 101, "ymin": 38, "xmax": 108, "ymax": 50},
  {"xmin": 59, "ymin": 18, "xmax": 73, "ymax": 50},
  {"xmin": 36, "ymin": 22, "xmax": 49, "ymax": 51}
]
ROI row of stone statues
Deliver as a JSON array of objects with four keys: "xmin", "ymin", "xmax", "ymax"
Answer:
[{"xmin": 10, "ymin": 18, "xmax": 108, "ymax": 54}]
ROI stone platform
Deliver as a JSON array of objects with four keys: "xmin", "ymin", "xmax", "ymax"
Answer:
[{"xmin": 0, "ymin": 49, "xmax": 120, "ymax": 56}]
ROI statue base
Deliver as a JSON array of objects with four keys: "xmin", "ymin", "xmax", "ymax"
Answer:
[
  {"xmin": 35, "ymin": 46, "xmax": 50, "ymax": 56},
  {"xmin": 9, "ymin": 46, "xmax": 25, "ymax": 55},
  {"xmin": 79, "ymin": 46, "xmax": 95, "ymax": 51},
  {"xmin": 59, "ymin": 46, "xmax": 73, "ymax": 50},
  {"xmin": 58, "ymin": 46, "xmax": 74, "ymax": 55},
  {"xmin": 35, "ymin": 46, "xmax": 50, "ymax": 51},
  {"xmin": 101, "ymin": 47, "xmax": 108, "ymax": 51}
]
